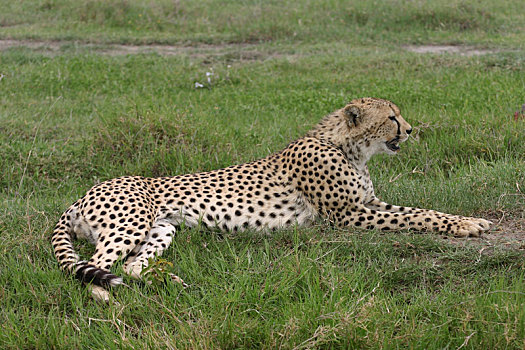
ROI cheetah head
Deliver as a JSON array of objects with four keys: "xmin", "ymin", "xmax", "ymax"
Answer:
[
  {"xmin": 343, "ymin": 98, "xmax": 412, "ymax": 156},
  {"xmin": 307, "ymin": 97, "xmax": 413, "ymax": 162}
]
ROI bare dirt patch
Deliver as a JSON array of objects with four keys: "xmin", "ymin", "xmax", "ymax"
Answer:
[
  {"xmin": 0, "ymin": 39, "xmax": 295, "ymax": 62},
  {"xmin": 404, "ymin": 45, "xmax": 501, "ymax": 56},
  {"xmin": 0, "ymin": 39, "xmax": 243, "ymax": 55}
]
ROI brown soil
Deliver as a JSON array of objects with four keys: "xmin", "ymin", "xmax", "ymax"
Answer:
[
  {"xmin": 0, "ymin": 39, "xmax": 294, "ymax": 62},
  {"xmin": 0, "ymin": 39, "xmax": 242, "ymax": 54},
  {"xmin": 1, "ymin": 40, "xmax": 505, "ymax": 60},
  {"xmin": 404, "ymin": 45, "xmax": 502, "ymax": 56}
]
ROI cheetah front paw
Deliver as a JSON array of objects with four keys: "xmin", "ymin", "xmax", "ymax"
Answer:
[
  {"xmin": 466, "ymin": 217, "xmax": 492, "ymax": 231},
  {"xmin": 453, "ymin": 219, "xmax": 490, "ymax": 238},
  {"xmin": 451, "ymin": 215, "xmax": 492, "ymax": 230}
]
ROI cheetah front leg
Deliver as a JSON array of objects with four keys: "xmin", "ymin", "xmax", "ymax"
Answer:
[
  {"xmin": 342, "ymin": 204, "xmax": 490, "ymax": 237},
  {"xmin": 364, "ymin": 197, "xmax": 492, "ymax": 233},
  {"xmin": 123, "ymin": 219, "xmax": 188, "ymax": 287}
]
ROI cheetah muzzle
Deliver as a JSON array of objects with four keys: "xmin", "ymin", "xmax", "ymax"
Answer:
[{"xmin": 51, "ymin": 97, "xmax": 493, "ymax": 301}]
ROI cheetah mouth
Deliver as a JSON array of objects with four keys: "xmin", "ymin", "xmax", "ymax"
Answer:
[{"xmin": 385, "ymin": 138, "xmax": 400, "ymax": 152}]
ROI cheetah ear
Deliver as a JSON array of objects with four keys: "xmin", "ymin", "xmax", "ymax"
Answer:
[{"xmin": 343, "ymin": 105, "xmax": 362, "ymax": 127}]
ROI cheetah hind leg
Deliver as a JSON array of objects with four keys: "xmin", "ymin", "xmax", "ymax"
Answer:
[
  {"xmin": 83, "ymin": 223, "xmax": 150, "ymax": 303},
  {"xmin": 123, "ymin": 219, "xmax": 188, "ymax": 287},
  {"xmin": 88, "ymin": 284, "xmax": 111, "ymax": 303}
]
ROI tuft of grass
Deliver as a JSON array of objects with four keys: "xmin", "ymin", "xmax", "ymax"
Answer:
[{"xmin": 348, "ymin": 1, "xmax": 496, "ymax": 32}]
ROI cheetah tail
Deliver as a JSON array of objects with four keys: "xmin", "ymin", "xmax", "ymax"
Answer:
[{"xmin": 51, "ymin": 205, "xmax": 123, "ymax": 289}]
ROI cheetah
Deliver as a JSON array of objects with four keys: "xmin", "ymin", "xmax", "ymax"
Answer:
[{"xmin": 52, "ymin": 97, "xmax": 492, "ymax": 300}]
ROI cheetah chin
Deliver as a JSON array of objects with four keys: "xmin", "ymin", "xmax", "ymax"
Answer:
[{"xmin": 51, "ymin": 97, "xmax": 492, "ymax": 301}]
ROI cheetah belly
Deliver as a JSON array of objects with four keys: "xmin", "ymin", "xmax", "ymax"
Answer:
[{"xmin": 157, "ymin": 190, "xmax": 318, "ymax": 231}]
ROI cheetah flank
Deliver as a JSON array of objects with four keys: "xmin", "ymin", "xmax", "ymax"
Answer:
[{"xmin": 52, "ymin": 97, "xmax": 492, "ymax": 300}]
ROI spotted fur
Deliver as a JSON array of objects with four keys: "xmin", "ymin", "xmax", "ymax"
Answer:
[{"xmin": 51, "ymin": 97, "xmax": 492, "ymax": 300}]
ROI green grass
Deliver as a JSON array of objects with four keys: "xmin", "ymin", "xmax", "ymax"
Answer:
[
  {"xmin": 1, "ymin": 0, "xmax": 525, "ymax": 46},
  {"xmin": 1, "ymin": 0, "xmax": 525, "ymax": 348}
]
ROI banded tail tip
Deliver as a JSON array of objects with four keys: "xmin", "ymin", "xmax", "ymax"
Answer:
[
  {"xmin": 106, "ymin": 276, "xmax": 123, "ymax": 287},
  {"xmin": 75, "ymin": 263, "xmax": 123, "ymax": 288}
]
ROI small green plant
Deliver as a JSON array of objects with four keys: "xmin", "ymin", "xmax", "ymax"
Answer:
[{"xmin": 140, "ymin": 257, "xmax": 174, "ymax": 284}]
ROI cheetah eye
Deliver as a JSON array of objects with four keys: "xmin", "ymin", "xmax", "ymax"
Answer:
[{"xmin": 388, "ymin": 116, "xmax": 396, "ymax": 121}]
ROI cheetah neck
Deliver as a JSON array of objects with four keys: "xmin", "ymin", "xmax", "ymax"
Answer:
[{"xmin": 338, "ymin": 140, "xmax": 374, "ymax": 170}]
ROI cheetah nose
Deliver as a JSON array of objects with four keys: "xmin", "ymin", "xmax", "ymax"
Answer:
[{"xmin": 406, "ymin": 128, "xmax": 413, "ymax": 135}]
